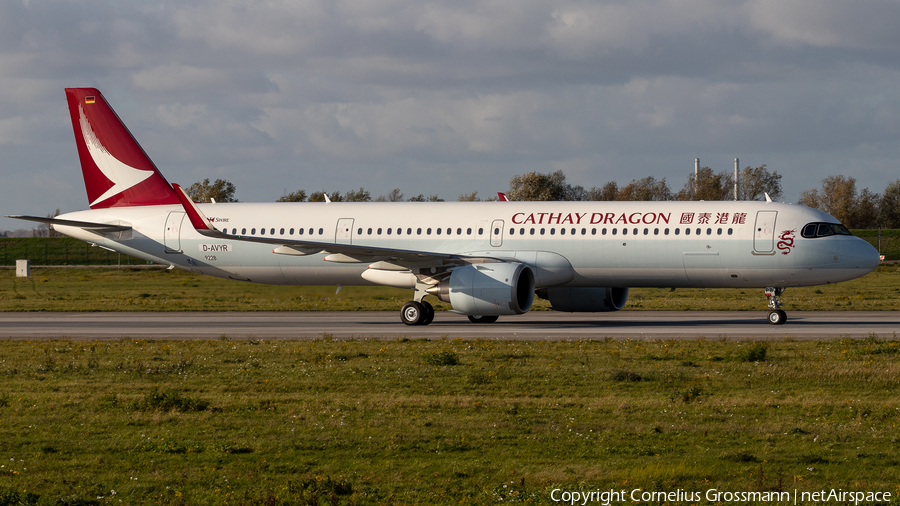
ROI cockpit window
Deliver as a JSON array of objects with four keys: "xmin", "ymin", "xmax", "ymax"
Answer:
[{"xmin": 801, "ymin": 222, "xmax": 853, "ymax": 238}]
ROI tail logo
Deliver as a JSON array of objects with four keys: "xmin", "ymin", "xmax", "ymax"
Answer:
[{"xmin": 79, "ymin": 104, "xmax": 154, "ymax": 207}]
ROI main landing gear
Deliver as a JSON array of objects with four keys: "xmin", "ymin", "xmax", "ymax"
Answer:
[
  {"xmin": 765, "ymin": 286, "xmax": 787, "ymax": 325},
  {"xmin": 400, "ymin": 300, "xmax": 435, "ymax": 326}
]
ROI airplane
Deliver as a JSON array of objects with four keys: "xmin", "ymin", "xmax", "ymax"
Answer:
[{"xmin": 9, "ymin": 88, "xmax": 881, "ymax": 326}]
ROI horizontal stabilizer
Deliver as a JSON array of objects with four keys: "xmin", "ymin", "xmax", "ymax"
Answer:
[{"xmin": 6, "ymin": 215, "xmax": 131, "ymax": 232}]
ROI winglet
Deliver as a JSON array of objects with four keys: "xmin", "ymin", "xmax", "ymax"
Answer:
[
  {"xmin": 172, "ymin": 183, "xmax": 217, "ymax": 232},
  {"xmin": 765, "ymin": 192, "xmax": 772, "ymax": 203},
  {"xmin": 498, "ymin": 192, "xmax": 509, "ymax": 201}
]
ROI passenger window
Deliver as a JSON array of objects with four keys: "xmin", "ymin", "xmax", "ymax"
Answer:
[
  {"xmin": 520, "ymin": 228, "xmax": 525, "ymax": 235},
  {"xmin": 407, "ymin": 228, "xmax": 413, "ymax": 235},
  {"xmin": 591, "ymin": 228, "xmax": 597, "ymax": 235},
  {"xmin": 308, "ymin": 228, "xmax": 313, "ymax": 235},
  {"xmin": 395, "ymin": 228, "xmax": 400, "ymax": 235},
  {"xmin": 581, "ymin": 228, "xmax": 586, "ymax": 235},
  {"xmin": 447, "ymin": 228, "xmax": 452, "ymax": 235},
  {"xmin": 717, "ymin": 228, "xmax": 722, "ymax": 235},
  {"xmin": 289, "ymin": 228, "xmax": 294, "ymax": 235},
  {"xmin": 664, "ymin": 228, "xmax": 669, "ymax": 235},
  {"xmin": 602, "ymin": 228, "xmax": 607, "ymax": 235},
  {"xmin": 612, "ymin": 228, "xmax": 617, "ymax": 235},
  {"xmin": 298, "ymin": 228, "xmax": 303, "ymax": 235},
  {"xmin": 270, "ymin": 228, "xmax": 274, "ymax": 235},
  {"xmin": 387, "ymin": 228, "xmax": 392, "ymax": 235},
  {"xmin": 478, "ymin": 228, "xmax": 483, "ymax": 235},
  {"xmin": 696, "ymin": 228, "xmax": 701, "ymax": 235},
  {"xmin": 367, "ymin": 228, "xmax": 372, "ymax": 235},
  {"xmin": 685, "ymin": 228, "xmax": 690, "ymax": 235},
  {"xmin": 251, "ymin": 228, "xmax": 257, "ymax": 235},
  {"xmin": 622, "ymin": 228, "xmax": 628, "ymax": 235},
  {"xmin": 530, "ymin": 228, "xmax": 535, "ymax": 235},
  {"xmin": 540, "ymin": 228, "xmax": 545, "ymax": 235},
  {"xmin": 377, "ymin": 228, "xmax": 382, "ymax": 235},
  {"xmin": 427, "ymin": 228, "xmax": 432, "ymax": 235},
  {"xmin": 572, "ymin": 228, "xmax": 576, "ymax": 235},
  {"xmin": 643, "ymin": 228, "xmax": 648, "ymax": 235},
  {"xmin": 357, "ymin": 228, "xmax": 362, "ymax": 235},
  {"xmin": 467, "ymin": 228, "xmax": 472, "ymax": 235},
  {"xmin": 436, "ymin": 228, "xmax": 441, "ymax": 235},
  {"xmin": 417, "ymin": 228, "xmax": 422, "ymax": 235},
  {"xmin": 318, "ymin": 228, "xmax": 323, "ymax": 235},
  {"xmin": 280, "ymin": 228, "xmax": 285, "ymax": 235},
  {"xmin": 706, "ymin": 228, "xmax": 711, "ymax": 235},
  {"xmin": 654, "ymin": 228, "xmax": 659, "ymax": 235},
  {"xmin": 509, "ymin": 228, "xmax": 514, "ymax": 235},
  {"xmin": 633, "ymin": 228, "xmax": 638, "ymax": 235},
  {"xmin": 728, "ymin": 228, "xmax": 733, "ymax": 235},
  {"xmin": 242, "ymin": 228, "xmax": 247, "ymax": 235},
  {"xmin": 260, "ymin": 228, "xmax": 265, "ymax": 235},
  {"xmin": 675, "ymin": 228, "xmax": 680, "ymax": 235}
]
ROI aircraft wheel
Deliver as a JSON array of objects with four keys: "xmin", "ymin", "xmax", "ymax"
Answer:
[
  {"xmin": 421, "ymin": 301, "xmax": 435, "ymax": 325},
  {"xmin": 401, "ymin": 301, "xmax": 425, "ymax": 326},
  {"xmin": 767, "ymin": 309, "xmax": 787, "ymax": 325},
  {"xmin": 467, "ymin": 315, "xmax": 499, "ymax": 324}
]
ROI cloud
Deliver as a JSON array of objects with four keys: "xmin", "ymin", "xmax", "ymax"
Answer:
[{"xmin": 746, "ymin": 0, "xmax": 900, "ymax": 51}]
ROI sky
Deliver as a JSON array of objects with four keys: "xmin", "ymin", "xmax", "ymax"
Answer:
[{"xmin": 2, "ymin": 0, "xmax": 900, "ymax": 232}]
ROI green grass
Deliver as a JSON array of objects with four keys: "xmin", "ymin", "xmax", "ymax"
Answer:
[
  {"xmin": 0, "ymin": 337, "xmax": 898, "ymax": 504},
  {"xmin": 3, "ymin": 264, "xmax": 900, "ymax": 312}
]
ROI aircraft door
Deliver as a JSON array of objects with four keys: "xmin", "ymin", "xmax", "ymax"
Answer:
[
  {"xmin": 475, "ymin": 220, "xmax": 489, "ymax": 246},
  {"xmin": 335, "ymin": 218, "xmax": 354, "ymax": 245},
  {"xmin": 753, "ymin": 211, "xmax": 777, "ymax": 254},
  {"xmin": 164, "ymin": 212, "xmax": 185, "ymax": 253},
  {"xmin": 490, "ymin": 219, "xmax": 504, "ymax": 247}
]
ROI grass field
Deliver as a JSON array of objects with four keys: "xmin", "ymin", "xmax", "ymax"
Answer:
[
  {"xmin": 2, "ymin": 263, "xmax": 899, "ymax": 313},
  {"xmin": 0, "ymin": 337, "xmax": 898, "ymax": 505}
]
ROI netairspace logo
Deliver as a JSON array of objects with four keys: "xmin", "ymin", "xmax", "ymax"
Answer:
[{"xmin": 549, "ymin": 488, "xmax": 893, "ymax": 505}]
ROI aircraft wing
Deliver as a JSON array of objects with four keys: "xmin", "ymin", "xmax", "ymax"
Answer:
[
  {"xmin": 6, "ymin": 215, "xmax": 132, "ymax": 232},
  {"xmin": 171, "ymin": 184, "xmax": 490, "ymax": 265}
]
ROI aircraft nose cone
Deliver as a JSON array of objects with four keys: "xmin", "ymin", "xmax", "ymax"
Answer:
[{"xmin": 848, "ymin": 238, "xmax": 880, "ymax": 273}]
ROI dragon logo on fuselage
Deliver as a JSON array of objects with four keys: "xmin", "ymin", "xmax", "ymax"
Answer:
[{"xmin": 776, "ymin": 229, "xmax": 796, "ymax": 255}]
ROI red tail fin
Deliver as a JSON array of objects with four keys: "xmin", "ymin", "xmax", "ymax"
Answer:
[{"xmin": 65, "ymin": 88, "xmax": 180, "ymax": 208}]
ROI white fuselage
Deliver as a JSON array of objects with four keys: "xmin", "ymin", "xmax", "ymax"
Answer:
[{"xmin": 54, "ymin": 200, "xmax": 880, "ymax": 290}]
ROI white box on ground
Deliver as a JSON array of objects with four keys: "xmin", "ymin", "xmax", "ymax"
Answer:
[{"xmin": 16, "ymin": 259, "xmax": 30, "ymax": 277}]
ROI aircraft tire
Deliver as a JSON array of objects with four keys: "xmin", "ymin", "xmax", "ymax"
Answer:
[
  {"xmin": 401, "ymin": 301, "xmax": 425, "ymax": 326},
  {"xmin": 467, "ymin": 315, "xmax": 499, "ymax": 324},
  {"xmin": 767, "ymin": 310, "xmax": 787, "ymax": 325},
  {"xmin": 421, "ymin": 301, "xmax": 435, "ymax": 325}
]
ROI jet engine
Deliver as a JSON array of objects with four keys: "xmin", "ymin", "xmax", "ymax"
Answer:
[
  {"xmin": 536, "ymin": 287, "xmax": 629, "ymax": 312},
  {"xmin": 429, "ymin": 263, "xmax": 534, "ymax": 315}
]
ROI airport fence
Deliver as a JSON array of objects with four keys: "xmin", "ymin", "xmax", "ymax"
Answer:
[{"xmin": 0, "ymin": 237, "xmax": 148, "ymax": 266}]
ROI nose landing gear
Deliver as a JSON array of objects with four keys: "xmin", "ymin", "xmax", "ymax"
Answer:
[{"xmin": 765, "ymin": 287, "xmax": 787, "ymax": 325}]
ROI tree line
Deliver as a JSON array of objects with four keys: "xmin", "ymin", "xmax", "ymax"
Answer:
[{"xmin": 181, "ymin": 167, "xmax": 900, "ymax": 230}]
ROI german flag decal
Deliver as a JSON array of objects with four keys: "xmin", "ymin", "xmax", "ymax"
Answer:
[{"xmin": 85, "ymin": 96, "xmax": 95, "ymax": 104}]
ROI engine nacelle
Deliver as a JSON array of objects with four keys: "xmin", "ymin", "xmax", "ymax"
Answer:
[
  {"xmin": 430, "ymin": 263, "xmax": 535, "ymax": 315},
  {"xmin": 536, "ymin": 287, "xmax": 629, "ymax": 312}
]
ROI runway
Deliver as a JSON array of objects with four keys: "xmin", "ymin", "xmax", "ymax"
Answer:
[{"xmin": 0, "ymin": 311, "xmax": 898, "ymax": 340}]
